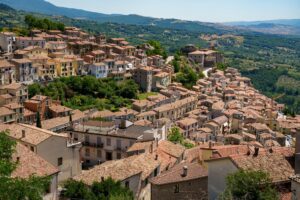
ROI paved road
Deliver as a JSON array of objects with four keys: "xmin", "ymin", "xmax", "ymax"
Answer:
[
  {"xmin": 165, "ymin": 56, "xmax": 174, "ymax": 64},
  {"xmin": 203, "ymin": 67, "xmax": 212, "ymax": 78}
]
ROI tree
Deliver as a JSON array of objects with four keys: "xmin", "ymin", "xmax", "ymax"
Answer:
[
  {"xmin": 167, "ymin": 127, "xmax": 194, "ymax": 149},
  {"xmin": 146, "ymin": 40, "xmax": 167, "ymax": 59},
  {"xmin": 167, "ymin": 126, "xmax": 184, "ymax": 144},
  {"xmin": 175, "ymin": 65, "xmax": 199, "ymax": 89},
  {"xmin": 0, "ymin": 131, "xmax": 50, "ymax": 200},
  {"xmin": 63, "ymin": 179, "xmax": 95, "ymax": 200},
  {"xmin": 216, "ymin": 63, "xmax": 229, "ymax": 71},
  {"xmin": 219, "ymin": 170, "xmax": 279, "ymax": 200},
  {"xmin": 91, "ymin": 178, "xmax": 134, "ymax": 200},
  {"xmin": 36, "ymin": 111, "xmax": 42, "ymax": 128},
  {"xmin": 63, "ymin": 178, "xmax": 134, "ymax": 200}
]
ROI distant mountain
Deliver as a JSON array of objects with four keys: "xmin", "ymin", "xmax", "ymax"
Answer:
[
  {"xmin": 0, "ymin": 0, "xmax": 233, "ymax": 34},
  {"xmin": 225, "ymin": 19, "xmax": 300, "ymax": 27},
  {"xmin": 224, "ymin": 20, "xmax": 300, "ymax": 36},
  {"xmin": 0, "ymin": 0, "xmax": 299, "ymax": 36}
]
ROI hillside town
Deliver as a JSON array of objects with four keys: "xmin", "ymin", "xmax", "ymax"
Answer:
[{"xmin": 0, "ymin": 25, "xmax": 299, "ymax": 200}]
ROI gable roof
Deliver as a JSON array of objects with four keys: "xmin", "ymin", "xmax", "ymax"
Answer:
[
  {"xmin": 150, "ymin": 162, "xmax": 207, "ymax": 185},
  {"xmin": 74, "ymin": 153, "xmax": 160, "ymax": 185},
  {"xmin": 12, "ymin": 143, "xmax": 59, "ymax": 178},
  {"xmin": 0, "ymin": 123, "xmax": 67, "ymax": 145}
]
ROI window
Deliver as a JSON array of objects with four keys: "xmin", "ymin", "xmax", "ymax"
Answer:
[
  {"xmin": 74, "ymin": 133, "xmax": 78, "ymax": 141},
  {"xmin": 117, "ymin": 152, "xmax": 121, "ymax": 159},
  {"xmin": 85, "ymin": 135, "xmax": 89, "ymax": 143},
  {"xmin": 57, "ymin": 157, "xmax": 63, "ymax": 166},
  {"xmin": 97, "ymin": 137, "xmax": 102, "ymax": 145},
  {"xmin": 174, "ymin": 184, "xmax": 179, "ymax": 193},
  {"xmin": 85, "ymin": 148, "xmax": 90, "ymax": 157},
  {"xmin": 154, "ymin": 168, "xmax": 158, "ymax": 177},
  {"xmin": 125, "ymin": 181, "xmax": 130, "ymax": 188},
  {"xmin": 106, "ymin": 138, "xmax": 111, "ymax": 146},
  {"xmin": 97, "ymin": 149, "xmax": 101, "ymax": 158},
  {"xmin": 30, "ymin": 146, "xmax": 34, "ymax": 152}
]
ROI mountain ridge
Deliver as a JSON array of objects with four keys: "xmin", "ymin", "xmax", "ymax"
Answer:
[{"xmin": 1, "ymin": 0, "xmax": 299, "ymax": 36}]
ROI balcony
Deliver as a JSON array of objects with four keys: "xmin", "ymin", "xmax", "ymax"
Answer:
[{"xmin": 82, "ymin": 142, "xmax": 104, "ymax": 148}]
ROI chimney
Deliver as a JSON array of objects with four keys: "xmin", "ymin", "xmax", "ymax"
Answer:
[
  {"xmin": 22, "ymin": 130, "xmax": 25, "ymax": 138},
  {"xmin": 182, "ymin": 166, "xmax": 188, "ymax": 177},
  {"xmin": 295, "ymin": 128, "xmax": 300, "ymax": 174},
  {"xmin": 253, "ymin": 147, "xmax": 259, "ymax": 157}
]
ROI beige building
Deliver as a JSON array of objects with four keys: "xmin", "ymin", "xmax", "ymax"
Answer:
[
  {"xmin": 150, "ymin": 162, "xmax": 208, "ymax": 200},
  {"xmin": 0, "ymin": 59, "xmax": 16, "ymax": 85},
  {"xmin": 72, "ymin": 121, "xmax": 165, "ymax": 167},
  {"xmin": 153, "ymin": 96, "xmax": 197, "ymax": 120},
  {"xmin": 0, "ymin": 106, "xmax": 16, "ymax": 123},
  {"xmin": 0, "ymin": 82, "xmax": 28, "ymax": 103},
  {"xmin": 0, "ymin": 123, "xmax": 82, "ymax": 182},
  {"xmin": 0, "ymin": 32, "xmax": 16, "ymax": 53},
  {"xmin": 12, "ymin": 143, "xmax": 59, "ymax": 200}
]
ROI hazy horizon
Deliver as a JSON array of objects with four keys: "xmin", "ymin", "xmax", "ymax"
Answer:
[{"xmin": 46, "ymin": 0, "xmax": 300, "ymax": 23}]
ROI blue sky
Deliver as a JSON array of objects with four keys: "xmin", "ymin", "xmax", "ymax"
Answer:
[{"xmin": 46, "ymin": 0, "xmax": 300, "ymax": 22}]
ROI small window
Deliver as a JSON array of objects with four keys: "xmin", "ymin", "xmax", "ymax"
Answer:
[
  {"xmin": 117, "ymin": 152, "xmax": 121, "ymax": 159},
  {"xmin": 125, "ymin": 181, "xmax": 130, "ymax": 188},
  {"xmin": 57, "ymin": 157, "xmax": 63, "ymax": 166},
  {"xmin": 30, "ymin": 146, "xmax": 34, "ymax": 152},
  {"xmin": 97, "ymin": 149, "xmax": 101, "ymax": 158},
  {"xmin": 106, "ymin": 138, "xmax": 111, "ymax": 146},
  {"xmin": 174, "ymin": 184, "xmax": 179, "ymax": 193},
  {"xmin": 154, "ymin": 168, "xmax": 158, "ymax": 177},
  {"xmin": 85, "ymin": 148, "xmax": 90, "ymax": 157}
]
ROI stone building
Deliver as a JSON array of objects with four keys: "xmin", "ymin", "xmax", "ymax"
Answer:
[{"xmin": 150, "ymin": 162, "xmax": 208, "ymax": 200}]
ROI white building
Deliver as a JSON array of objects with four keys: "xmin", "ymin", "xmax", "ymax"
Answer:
[
  {"xmin": 88, "ymin": 62, "xmax": 108, "ymax": 79},
  {"xmin": 0, "ymin": 32, "xmax": 16, "ymax": 53}
]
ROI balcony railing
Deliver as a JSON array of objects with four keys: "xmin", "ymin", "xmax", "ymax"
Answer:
[{"xmin": 82, "ymin": 142, "xmax": 104, "ymax": 148}]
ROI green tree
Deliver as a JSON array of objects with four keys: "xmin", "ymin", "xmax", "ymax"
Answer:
[
  {"xmin": 146, "ymin": 40, "xmax": 167, "ymax": 59},
  {"xmin": 168, "ymin": 126, "xmax": 184, "ymax": 143},
  {"xmin": 0, "ymin": 131, "xmax": 50, "ymax": 200},
  {"xmin": 167, "ymin": 127, "xmax": 194, "ymax": 149},
  {"xmin": 63, "ymin": 178, "xmax": 134, "ymax": 200},
  {"xmin": 36, "ymin": 111, "xmax": 42, "ymax": 128},
  {"xmin": 63, "ymin": 179, "xmax": 95, "ymax": 200},
  {"xmin": 175, "ymin": 65, "xmax": 199, "ymax": 89},
  {"xmin": 91, "ymin": 177, "xmax": 134, "ymax": 200},
  {"xmin": 219, "ymin": 170, "xmax": 279, "ymax": 200}
]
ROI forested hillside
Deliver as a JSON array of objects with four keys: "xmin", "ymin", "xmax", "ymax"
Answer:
[{"xmin": 0, "ymin": 4, "xmax": 299, "ymax": 113}]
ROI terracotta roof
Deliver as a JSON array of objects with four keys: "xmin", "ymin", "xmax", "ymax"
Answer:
[
  {"xmin": 90, "ymin": 110, "xmax": 115, "ymax": 118},
  {"xmin": 150, "ymin": 162, "xmax": 207, "ymax": 185},
  {"xmin": 177, "ymin": 117, "xmax": 198, "ymax": 127},
  {"xmin": 83, "ymin": 120, "xmax": 115, "ymax": 128},
  {"xmin": 49, "ymin": 104, "xmax": 72, "ymax": 113},
  {"xmin": 12, "ymin": 143, "xmax": 59, "ymax": 178},
  {"xmin": 0, "ymin": 94, "xmax": 13, "ymax": 99},
  {"xmin": 158, "ymin": 140, "xmax": 185, "ymax": 158},
  {"xmin": 0, "ymin": 123, "xmax": 67, "ymax": 145},
  {"xmin": 134, "ymin": 119, "xmax": 152, "ymax": 126},
  {"xmin": 212, "ymin": 115, "xmax": 228, "ymax": 125},
  {"xmin": 0, "ymin": 60, "xmax": 14, "ymax": 68},
  {"xmin": 4, "ymin": 103, "xmax": 23, "ymax": 110},
  {"xmin": 230, "ymin": 152, "xmax": 294, "ymax": 183},
  {"xmin": 0, "ymin": 107, "xmax": 15, "ymax": 116},
  {"xmin": 154, "ymin": 97, "xmax": 197, "ymax": 113},
  {"xmin": 127, "ymin": 141, "xmax": 153, "ymax": 152},
  {"xmin": 74, "ymin": 153, "xmax": 160, "ymax": 185},
  {"xmin": 41, "ymin": 110, "xmax": 85, "ymax": 130}
]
